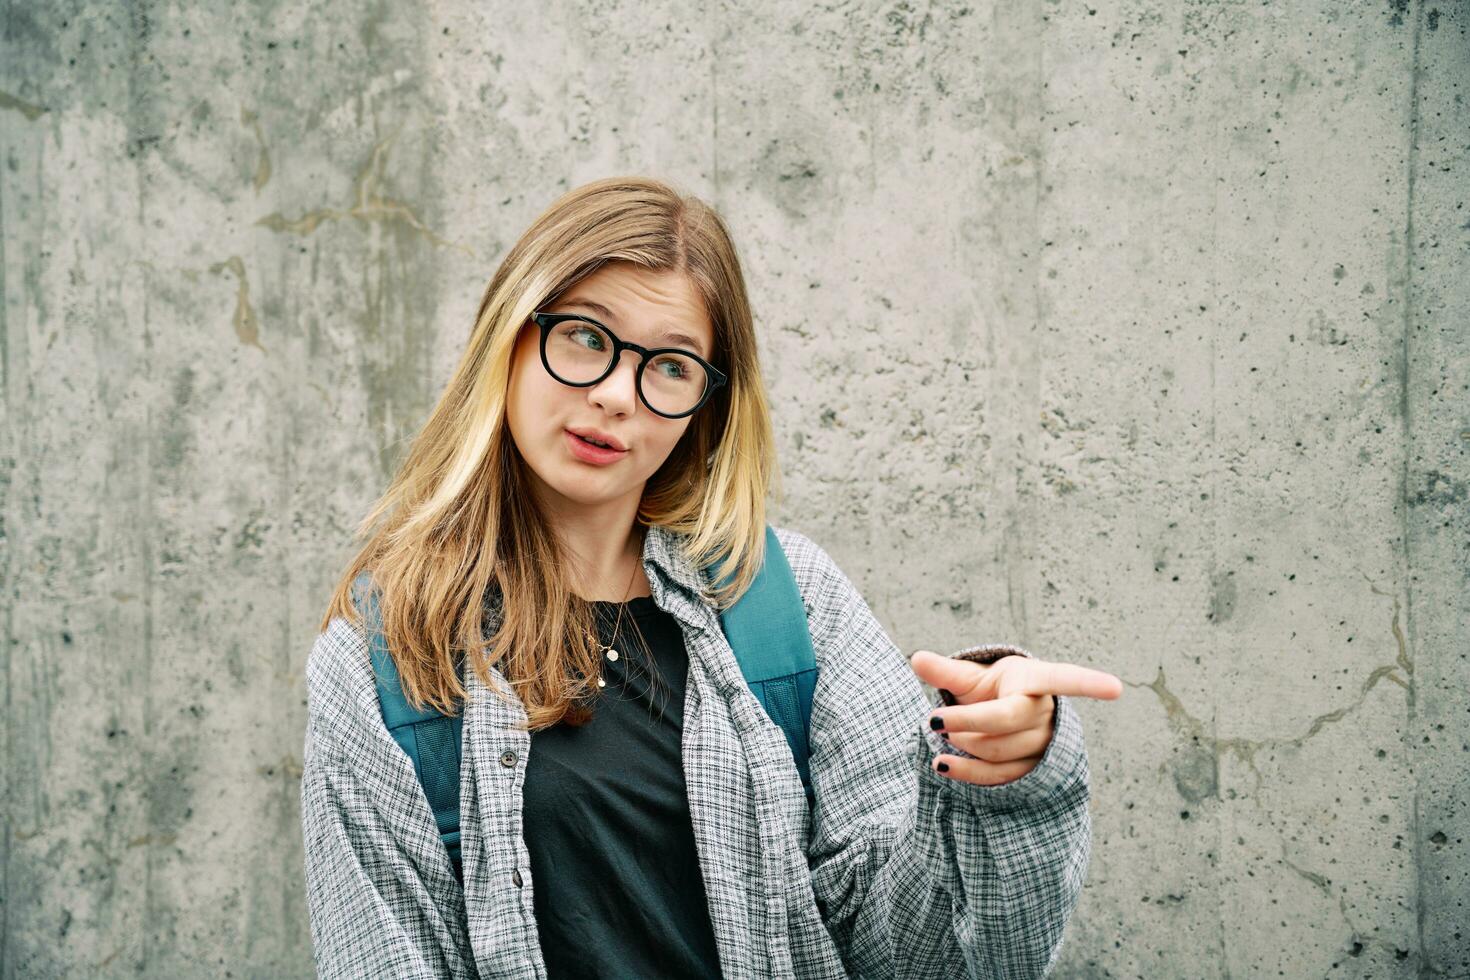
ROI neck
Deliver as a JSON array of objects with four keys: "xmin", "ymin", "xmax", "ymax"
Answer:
[{"xmin": 540, "ymin": 491, "xmax": 651, "ymax": 602}]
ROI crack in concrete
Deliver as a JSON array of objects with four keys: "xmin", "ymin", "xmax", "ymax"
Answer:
[
  {"xmin": 1126, "ymin": 582, "xmax": 1411, "ymax": 773},
  {"xmin": 1280, "ymin": 847, "xmax": 1331, "ymax": 893},
  {"xmin": 254, "ymin": 131, "xmax": 474, "ymax": 257},
  {"xmin": 1363, "ymin": 572, "xmax": 1413, "ymax": 679},
  {"xmin": 0, "ymin": 89, "xmax": 47, "ymax": 121},
  {"xmin": 207, "ymin": 256, "xmax": 266, "ymax": 352},
  {"xmin": 1278, "ymin": 842, "xmax": 1411, "ymax": 966},
  {"xmin": 126, "ymin": 833, "xmax": 179, "ymax": 849},
  {"xmin": 240, "ymin": 107, "xmax": 272, "ymax": 192},
  {"xmin": 1278, "ymin": 842, "xmax": 1350, "ymax": 942},
  {"xmin": 1128, "ymin": 576, "xmax": 1429, "ymax": 971}
]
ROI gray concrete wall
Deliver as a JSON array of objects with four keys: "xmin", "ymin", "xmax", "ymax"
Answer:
[{"xmin": 3, "ymin": 1, "xmax": 1465, "ymax": 977}]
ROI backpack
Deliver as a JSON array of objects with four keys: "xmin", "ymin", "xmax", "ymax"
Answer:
[{"xmin": 349, "ymin": 525, "xmax": 818, "ymax": 883}]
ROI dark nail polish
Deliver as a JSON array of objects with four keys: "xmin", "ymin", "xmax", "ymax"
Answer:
[
  {"xmin": 929, "ymin": 715, "xmax": 945, "ymax": 731},
  {"xmin": 937, "ymin": 762, "xmax": 950, "ymax": 773},
  {"xmin": 938, "ymin": 689, "xmax": 954, "ymax": 702}
]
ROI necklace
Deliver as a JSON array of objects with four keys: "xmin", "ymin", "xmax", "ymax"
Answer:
[{"xmin": 589, "ymin": 541, "xmax": 642, "ymax": 690}]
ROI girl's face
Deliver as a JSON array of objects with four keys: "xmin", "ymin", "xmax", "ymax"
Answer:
[{"xmin": 506, "ymin": 261, "xmax": 716, "ymax": 517}]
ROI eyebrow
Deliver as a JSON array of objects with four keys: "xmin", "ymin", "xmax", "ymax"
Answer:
[{"xmin": 556, "ymin": 298, "xmax": 708, "ymax": 358}]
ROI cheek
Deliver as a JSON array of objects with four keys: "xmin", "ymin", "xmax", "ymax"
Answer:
[
  {"xmin": 507, "ymin": 340, "xmax": 558, "ymax": 444},
  {"xmin": 638, "ymin": 420, "xmax": 693, "ymax": 475}
]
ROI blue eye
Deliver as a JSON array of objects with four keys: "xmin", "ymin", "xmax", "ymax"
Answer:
[{"xmin": 568, "ymin": 325, "xmax": 606, "ymax": 351}]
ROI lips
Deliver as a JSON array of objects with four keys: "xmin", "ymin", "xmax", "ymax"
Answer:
[
  {"xmin": 564, "ymin": 428, "xmax": 628, "ymax": 465},
  {"xmin": 566, "ymin": 426, "xmax": 627, "ymax": 451}
]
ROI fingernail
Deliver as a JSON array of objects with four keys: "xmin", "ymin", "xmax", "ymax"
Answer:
[
  {"xmin": 936, "ymin": 762, "xmax": 950, "ymax": 773},
  {"xmin": 929, "ymin": 715, "xmax": 945, "ymax": 731},
  {"xmin": 938, "ymin": 689, "xmax": 954, "ymax": 701}
]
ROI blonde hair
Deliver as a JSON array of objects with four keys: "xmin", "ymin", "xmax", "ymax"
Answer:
[{"xmin": 317, "ymin": 176, "xmax": 779, "ymax": 730}]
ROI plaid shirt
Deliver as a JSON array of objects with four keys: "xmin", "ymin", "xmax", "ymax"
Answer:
[{"xmin": 301, "ymin": 525, "xmax": 1091, "ymax": 979}]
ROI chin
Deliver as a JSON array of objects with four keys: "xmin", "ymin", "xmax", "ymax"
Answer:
[
  {"xmin": 544, "ymin": 464, "xmax": 634, "ymax": 507},
  {"xmin": 554, "ymin": 484, "xmax": 624, "ymax": 507}
]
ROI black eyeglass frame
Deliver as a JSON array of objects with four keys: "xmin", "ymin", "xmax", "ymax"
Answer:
[{"xmin": 530, "ymin": 311, "xmax": 729, "ymax": 420}]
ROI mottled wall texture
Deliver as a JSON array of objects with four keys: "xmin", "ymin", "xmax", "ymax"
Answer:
[{"xmin": 3, "ymin": 0, "xmax": 1466, "ymax": 976}]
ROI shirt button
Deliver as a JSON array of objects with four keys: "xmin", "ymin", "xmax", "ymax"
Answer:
[
  {"xmin": 512, "ymin": 869, "xmax": 524, "ymax": 888},
  {"xmin": 606, "ymin": 648, "xmax": 619, "ymax": 661},
  {"xmin": 499, "ymin": 750, "xmax": 517, "ymax": 768}
]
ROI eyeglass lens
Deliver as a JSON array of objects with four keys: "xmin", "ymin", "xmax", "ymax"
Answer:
[{"xmin": 544, "ymin": 318, "xmax": 708, "ymax": 416}]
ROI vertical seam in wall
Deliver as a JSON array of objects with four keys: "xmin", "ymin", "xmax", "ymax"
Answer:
[
  {"xmin": 994, "ymin": 0, "xmax": 1044, "ymax": 643},
  {"xmin": 1207, "ymin": 106, "xmax": 1229, "ymax": 979},
  {"xmin": 281, "ymin": 363, "xmax": 297, "ymax": 949},
  {"xmin": 0, "ymin": 52, "xmax": 11, "ymax": 973},
  {"xmin": 1400, "ymin": 0, "xmax": 1425, "ymax": 968},
  {"xmin": 131, "ymin": 2, "xmax": 159, "ymax": 965},
  {"xmin": 1018, "ymin": 0, "xmax": 1043, "ymax": 645}
]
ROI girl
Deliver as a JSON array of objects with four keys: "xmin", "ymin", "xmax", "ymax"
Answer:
[{"xmin": 300, "ymin": 176, "xmax": 1121, "ymax": 979}]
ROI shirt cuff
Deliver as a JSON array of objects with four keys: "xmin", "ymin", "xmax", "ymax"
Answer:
[{"xmin": 916, "ymin": 692, "xmax": 1089, "ymax": 813}]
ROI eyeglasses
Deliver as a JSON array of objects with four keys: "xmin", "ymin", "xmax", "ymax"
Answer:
[{"xmin": 530, "ymin": 311, "xmax": 728, "ymax": 419}]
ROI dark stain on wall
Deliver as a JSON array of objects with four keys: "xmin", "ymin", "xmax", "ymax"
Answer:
[
  {"xmin": 1172, "ymin": 741, "xmax": 1221, "ymax": 803},
  {"xmin": 1411, "ymin": 470, "xmax": 1467, "ymax": 509}
]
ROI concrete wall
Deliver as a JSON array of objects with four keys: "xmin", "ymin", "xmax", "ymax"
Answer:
[{"xmin": 3, "ymin": 1, "xmax": 1465, "ymax": 976}]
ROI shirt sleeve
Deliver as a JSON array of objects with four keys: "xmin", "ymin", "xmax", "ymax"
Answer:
[
  {"xmin": 300, "ymin": 629, "xmax": 473, "ymax": 980},
  {"xmin": 784, "ymin": 529, "xmax": 1091, "ymax": 980}
]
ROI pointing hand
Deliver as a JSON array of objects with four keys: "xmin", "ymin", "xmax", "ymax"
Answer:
[{"xmin": 908, "ymin": 649, "xmax": 1122, "ymax": 786}]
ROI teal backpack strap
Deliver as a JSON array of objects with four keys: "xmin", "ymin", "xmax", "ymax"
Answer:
[
  {"xmin": 712, "ymin": 525, "xmax": 819, "ymax": 809},
  {"xmin": 350, "ymin": 571, "xmax": 465, "ymax": 883}
]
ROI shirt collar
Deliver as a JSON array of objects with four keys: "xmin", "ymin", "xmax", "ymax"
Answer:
[{"xmin": 639, "ymin": 522, "xmax": 714, "ymax": 603}]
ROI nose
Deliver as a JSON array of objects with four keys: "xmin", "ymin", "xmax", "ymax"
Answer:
[{"xmin": 587, "ymin": 349, "xmax": 641, "ymax": 417}]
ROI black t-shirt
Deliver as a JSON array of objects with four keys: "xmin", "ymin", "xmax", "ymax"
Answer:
[{"xmin": 523, "ymin": 595, "xmax": 723, "ymax": 979}]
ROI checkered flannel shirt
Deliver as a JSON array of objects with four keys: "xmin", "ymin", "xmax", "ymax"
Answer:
[{"xmin": 301, "ymin": 524, "xmax": 1092, "ymax": 978}]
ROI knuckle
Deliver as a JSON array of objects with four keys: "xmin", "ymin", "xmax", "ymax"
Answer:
[
  {"xmin": 948, "ymin": 732, "xmax": 980, "ymax": 756},
  {"xmin": 975, "ymin": 739, "xmax": 1007, "ymax": 763}
]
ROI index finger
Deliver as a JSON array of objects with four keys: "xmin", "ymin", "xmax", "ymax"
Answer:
[{"xmin": 1010, "ymin": 659, "xmax": 1124, "ymax": 701}]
